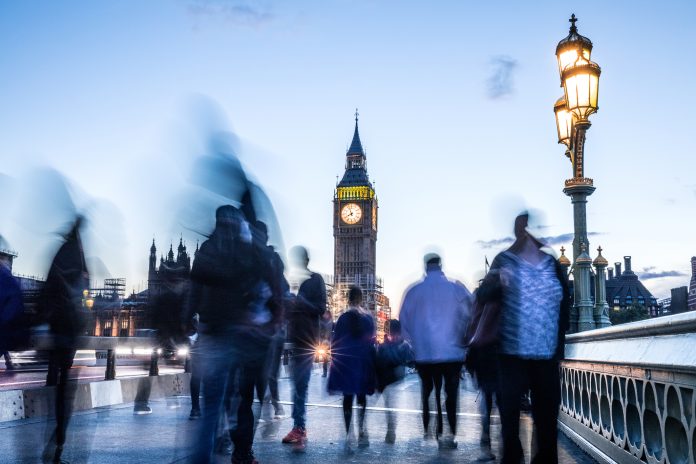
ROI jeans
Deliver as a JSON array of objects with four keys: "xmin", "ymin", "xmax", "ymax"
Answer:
[
  {"xmin": 291, "ymin": 352, "xmax": 314, "ymax": 428},
  {"xmin": 192, "ymin": 329, "xmax": 268, "ymax": 463},
  {"xmin": 497, "ymin": 354, "xmax": 560, "ymax": 464}
]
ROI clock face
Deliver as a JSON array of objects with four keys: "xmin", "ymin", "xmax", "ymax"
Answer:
[{"xmin": 341, "ymin": 203, "xmax": 362, "ymax": 224}]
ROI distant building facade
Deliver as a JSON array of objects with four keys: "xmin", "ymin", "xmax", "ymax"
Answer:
[
  {"xmin": 148, "ymin": 238, "xmax": 193, "ymax": 298},
  {"xmin": 606, "ymin": 256, "xmax": 659, "ymax": 317}
]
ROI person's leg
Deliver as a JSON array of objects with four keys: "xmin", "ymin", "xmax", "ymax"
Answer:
[
  {"xmin": 192, "ymin": 335, "xmax": 232, "ymax": 463},
  {"xmin": 53, "ymin": 348, "xmax": 76, "ymax": 461},
  {"xmin": 416, "ymin": 363, "xmax": 434, "ymax": 435},
  {"xmin": 384, "ymin": 384, "xmax": 397, "ymax": 441},
  {"xmin": 433, "ymin": 365, "xmax": 444, "ymax": 437},
  {"xmin": 231, "ymin": 359, "xmax": 262, "ymax": 459},
  {"xmin": 266, "ymin": 337, "xmax": 283, "ymax": 412},
  {"xmin": 291, "ymin": 353, "xmax": 313, "ymax": 429},
  {"xmin": 442, "ymin": 362, "xmax": 463, "ymax": 435},
  {"xmin": 342, "ymin": 394, "xmax": 354, "ymax": 433},
  {"xmin": 497, "ymin": 355, "xmax": 527, "ymax": 464},
  {"xmin": 529, "ymin": 359, "xmax": 560, "ymax": 464},
  {"xmin": 357, "ymin": 394, "xmax": 369, "ymax": 447},
  {"xmin": 189, "ymin": 349, "xmax": 202, "ymax": 415}
]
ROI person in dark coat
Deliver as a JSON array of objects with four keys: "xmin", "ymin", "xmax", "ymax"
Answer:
[
  {"xmin": 37, "ymin": 217, "xmax": 89, "ymax": 464},
  {"xmin": 190, "ymin": 205, "xmax": 270, "ymax": 464},
  {"xmin": 0, "ymin": 242, "xmax": 27, "ymax": 372},
  {"xmin": 327, "ymin": 286, "xmax": 376, "ymax": 453}
]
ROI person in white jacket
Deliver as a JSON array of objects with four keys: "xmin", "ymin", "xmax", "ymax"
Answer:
[{"xmin": 399, "ymin": 253, "xmax": 472, "ymax": 449}]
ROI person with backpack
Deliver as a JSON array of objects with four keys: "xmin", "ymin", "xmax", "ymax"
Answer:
[
  {"xmin": 190, "ymin": 205, "xmax": 272, "ymax": 464},
  {"xmin": 376, "ymin": 319, "xmax": 414, "ymax": 444},
  {"xmin": 327, "ymin": 286, "xmax": 376, "ymax": 454}
]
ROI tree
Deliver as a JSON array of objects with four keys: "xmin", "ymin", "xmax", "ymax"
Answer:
[{"xmin": 609, "ymin": 303, "xmax": 650, "ymax": 325}]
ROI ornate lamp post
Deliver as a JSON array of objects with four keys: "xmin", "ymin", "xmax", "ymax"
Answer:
[{"xmin": 554, "ymin": 14, "xmax": 602, "ymax": 332}]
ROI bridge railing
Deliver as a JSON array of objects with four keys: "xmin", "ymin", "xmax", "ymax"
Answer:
[{"xmin": 561, "ymin": 311, "xmax": 696, "ymax": 464}]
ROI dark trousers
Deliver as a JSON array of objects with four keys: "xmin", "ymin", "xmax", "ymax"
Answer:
[
  {"xmin": 190, "ymin": 349, "xmax": 202, "ymax": 412},
  {"xmin": 497, "ymin": 355, "xmax": 560, "ymax": 464},
  {"xmin": 264, "ymin": 336, "xmax": 283, "ymax": 409},
  {"xmin": 231, "ymin": 360, "xmax": 265, "ymax": 456},
  {"xmin": 416, "ymin": 362, "xmax": 463, "ymax": 436}
]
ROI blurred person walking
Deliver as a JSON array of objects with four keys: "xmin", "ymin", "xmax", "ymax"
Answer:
[
  {"xmin": 477, "ymin": 212, "xmax": 570, "ymax": 464},
  {"xmin": 37, "ymin": 217, "xmax": 89, "ymax": 464},
  {"xmin": 399, "ymin": 253, "xmax": 472, "ymax": 449},
  {"xmin": 281, "ymin": 246, "xmax": 327, "ymax": 453},
  {"xmin": 0, "ymin": 238, "xmax": 26, "ymax": 373},
  {"xmin": 319, "ymin": 309, "xmax": 333, "ymax": 377},
  {"xmin": 327, "ymin": 286, "xmax": 376, "ymax": 453},
  {"xmin": 465, "ymin": 285, "xmax": 499, "ymax": 462},
  {"xmin": 376, "ymin": 319, "xmax": 414, "ymax": 444},
  {"xmin": 190, "ymin": 205, "xmax": 277, "ymax": 464}
]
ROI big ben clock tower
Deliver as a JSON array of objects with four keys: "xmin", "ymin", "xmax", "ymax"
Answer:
[{"xmin": 333, "ymin": 111, "xmax": 381, "ymax": 315}]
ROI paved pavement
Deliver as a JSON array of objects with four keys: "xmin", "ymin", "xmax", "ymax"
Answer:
[{"xmin": 0, "ymin": 369, "xmax": 595, "ymax": 463}]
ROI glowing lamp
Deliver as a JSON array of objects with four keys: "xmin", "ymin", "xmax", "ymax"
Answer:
[
  {"xmin": 554, "ymin": 96, "xmax": 573, "ymax": 148},
  {"xmin": 562, "ymin": 59, "xmax": 601, "ymax": 121}
]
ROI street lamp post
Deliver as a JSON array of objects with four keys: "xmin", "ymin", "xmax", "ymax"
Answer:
[{"xmin": 554, "ymin": 14, "xmax": 602, "ymax": 332}]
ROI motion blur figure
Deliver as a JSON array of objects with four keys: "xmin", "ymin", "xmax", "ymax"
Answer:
[
  {"xmin": 399, "ymin": 253, "xmax": 472, "ymax": 449},
  {"xmin": 190, "ymin": 205, "xmax": 279, "ymax": 464},
  {"xmin": 477, "ymin": 212, "xmax": 570, "ymax": 464},
  {"xmin": 0, "ymin": 235, "xmax": 27, "ymax": 374},
  {"xmin": 37, "ymin": 217, "xmax": 89, "ymax": 464},
  {"xmin": 327, "ymin": 286, "xmax": 376, "ymax": 454},
  {"xmin": 281, "ymin": 246, "xmax": 327, "ymax": 453},
  {"xmin": 134, "ymin": 261, "xmax": 190, "ymax": 415},
  {"xmin": 375, "ymin": 319, "xmax": 414, "ymax": 444}
]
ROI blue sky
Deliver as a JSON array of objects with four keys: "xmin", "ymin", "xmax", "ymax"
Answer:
[{"xmin": 1, "ymin": 0, "xmax": 695, "ymax": 308}]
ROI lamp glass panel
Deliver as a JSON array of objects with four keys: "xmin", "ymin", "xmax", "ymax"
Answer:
[
  {"xmin": 557, "ymin": 48, "xmax": 591, "ymax": 76},
  {"xmin": 555, "ymin": 106, "xmax": 573, "ymax": 146},
  {"xmin": 590, "ymin": 74, "xmax": 599, "ymax": 108}
]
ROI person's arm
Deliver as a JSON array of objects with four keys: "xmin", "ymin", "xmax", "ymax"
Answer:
[
  {"xmin": 398, "ymin": 288, "xmax": 414, "ymax": 343},
  {"xmin": 476, "ymin": 255, "xmax": 503, "ymax": 303}
]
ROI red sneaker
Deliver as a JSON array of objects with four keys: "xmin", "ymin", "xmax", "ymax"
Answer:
[
  {"xmin": 292, "ymin": 434, "xmax": 307, "ymax": 453},
  {"xmin": 282, "ymin": 426, "xmax": 306, "ymax": 444}
]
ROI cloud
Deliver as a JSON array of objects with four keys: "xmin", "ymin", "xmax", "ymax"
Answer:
[
  {"xmin": 187, "ymin": 0, "xmax": 274, "ymax": 26},
  {"xmin": 487, "ymin": 56, "xmax": 518, "ymax": 99},
  {"xmin": 476, "ymin": 232, "xmax": 601, "ymax": 249},
  {"xmin": 637, "ymin": 269, "xmax": 688, "ymax": 280}
]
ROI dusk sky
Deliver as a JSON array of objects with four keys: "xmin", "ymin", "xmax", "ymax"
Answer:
[{"xmin": 1, "ymin": 0, "xmax": 694, "ymax": 310}]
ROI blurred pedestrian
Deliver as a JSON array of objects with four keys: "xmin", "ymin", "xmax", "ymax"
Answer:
[
  {"xmin": 477, "ymin": 212, "xmax": 570, "ymax": 464},
  {"xmin": 327, "ymin": 286, "xmax": 376, "ymax": 453},
  {"xmin": 465, "ymin": 287, "xmax": 499, "ymax": 462},
  {"xmin": 36, "ymin": 217, "xmax": 89, "ymax": 464},
  {"xmin": 190, "ymin": 205, "xmax": 273, "ymax": 464},
  {"xmin": 188, "ymin": 313, "xmax": 202, "ymax": 420},
  {"xmin": 376, "ymin": 319, "xmax": 414, "ymax": 444},
  {"xmin": 0, "ymin": 241, "xmax": 26, "ymax": 373},
  {"xmin": 281, "ymin": 246, "xmax": 327, "ymax": 453},
  {"xmin": 399, "ymin": 253, "xmax": 472, "ymax": 449},
  {"xmin": 319, "ymin": 310, "xmax": 333, "ymax": 377}
]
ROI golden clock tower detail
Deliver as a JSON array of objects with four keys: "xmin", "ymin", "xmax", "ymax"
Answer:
[{"xmin": 333, "ymin": 111, "xmax": 390, "ymax": 334}]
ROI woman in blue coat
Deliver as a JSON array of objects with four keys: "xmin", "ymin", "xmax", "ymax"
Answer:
[{"xmin": 327, "ymin": 285, "xmax": 376, "ymax": 453}]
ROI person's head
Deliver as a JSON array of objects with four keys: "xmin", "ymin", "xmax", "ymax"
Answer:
[
  {"xmin": 215, "ymin": 205, "xmax": 241, "ymax": 233},
  {"xmin": 348, "ymin": 285, "xmax": 363, "ymax": 306},
  {"xmin": 388, "ymin": 319, "xmax": 401, "ymax": 339},
  {"xmin": 253, "ymin": 220, "xmax": 269, "ymax": 245},
  {"xmin": 423, "ymin": 252, "xmax": 441, "ymax": 271},
  {"xmin": 289, "ymin": 245, "xmax": 309, "ymax": 269},
  {"xmin": 513, "ymin": 212, "xmax": 529, "ymax": 240}
]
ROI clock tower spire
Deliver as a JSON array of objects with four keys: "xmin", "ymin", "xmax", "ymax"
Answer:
[{"xmin": 333, "ymin": 110, "xmax": 379, "ymax": 314}]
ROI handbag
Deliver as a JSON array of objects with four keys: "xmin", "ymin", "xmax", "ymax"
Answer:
[{"xmin": 463, "ymin": 273, "xmax": 503, "ymax": 349}]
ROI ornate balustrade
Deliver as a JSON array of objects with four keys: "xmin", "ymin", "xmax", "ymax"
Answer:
[{"xmin": 561, "ymin": 312, "xmax": 696, "ymax": 464}]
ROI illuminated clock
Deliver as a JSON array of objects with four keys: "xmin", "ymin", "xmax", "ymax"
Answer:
[{"xmin": 341, "ymin": 203, "xmax": 362, "ymax": 224}]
